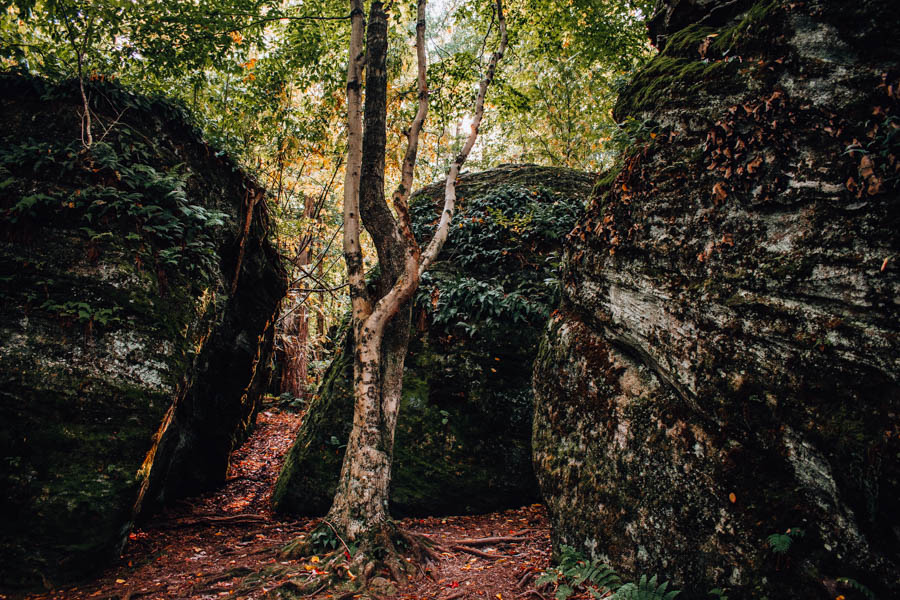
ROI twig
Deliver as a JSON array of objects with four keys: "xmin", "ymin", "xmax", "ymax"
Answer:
[
  {"xmin": 322, "ymin": 519, "xmax": 353, "ymax": 557},
  {"xmin": 522, "ymin": 591, "xmax": 547, "ymax": 600},
  {"xmin": 517, "ymin": 570, "xmax": 534, "ymax": 588},
  {"xmin": 303, "ymin": 583, "xmax": 329, "ymax": 597},
  {"xmin": 443, "ymin": 592, "xmax": 467, "ymax": 600},
  {"xmin": 155, "ymin": 513, "xmax": 267, "ymax": 529},
  {"xmin": 450, "ymin": 536, "xmax": 528, "ymax": 546},
  {"xmin": 450, "ymin": 545, "xmax": 503, "ymax": 560},
  {"xmin": 96, "ymin": 106, "xmax": 129, "ymax": 144}
]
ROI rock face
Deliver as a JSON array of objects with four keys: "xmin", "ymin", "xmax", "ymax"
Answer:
[
  {"xmin": 533, "ymin": 1, "xmax": 899, "ymax": 598},
  {"xmin": 274, "ymin": 165, "xmax": 594, "ymax": 517},
  {"xmin": 0, "ymin": 75, "xmax": 286, "ymax": 588}
]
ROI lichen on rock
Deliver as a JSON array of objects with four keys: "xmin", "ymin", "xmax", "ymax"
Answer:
[{"xmin": 533, "ymin": 0, "xmax": 900, "ymax": 598}]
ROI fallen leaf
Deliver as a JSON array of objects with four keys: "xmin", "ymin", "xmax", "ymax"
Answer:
[
  {"xmin": 115, "ymin": 579, "xmax": 126, "ymax": 584},
  {"xmin": 859, "ymin": 154, "xmax": 875, "ymax": 179},
  {"xmin": 729, "ymin": 492, "xmax": 737, "ymax": 504},
  {"xmin": 747, "ymin": 155, "xmax": 764, "ymax": 174},
  {"xmin": 712, "ymin": 182, "xmax": 728, "ymax": 203},
  {"xmin": 882, "ymin": 257, "xmax": 889, "ymax": 272}
]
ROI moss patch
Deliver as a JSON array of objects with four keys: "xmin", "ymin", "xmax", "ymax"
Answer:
[{"xmin": 274, "ymin": 165, "xmax": 595, "ymax": 517}]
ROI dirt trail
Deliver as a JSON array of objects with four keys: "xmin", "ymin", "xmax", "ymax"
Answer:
[{"xmin": 18, "ymin": 403, "xmax": 551, "ymax": 600}]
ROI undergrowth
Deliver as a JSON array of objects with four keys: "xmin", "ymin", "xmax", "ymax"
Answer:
[
  {"xmin": 537, "ymin": 545, "xmax": 681, "ymax": 600},
  {"xmin": 410, "ymin": 183, "xmax": 582, "ymax": 339},
  {"xmin": 0, "ymin": 134, "xmax": 227, "ymax": 282}
]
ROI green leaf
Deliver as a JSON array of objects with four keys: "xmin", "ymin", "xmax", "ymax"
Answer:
[{"xmin": 555, "ymin": 584, "xmax": 574, "ymax": 600}]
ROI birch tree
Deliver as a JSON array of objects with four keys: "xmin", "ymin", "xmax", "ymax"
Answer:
[{"xmin": 282, "ymin": 0, "xmax": 507, "ymax": 578}]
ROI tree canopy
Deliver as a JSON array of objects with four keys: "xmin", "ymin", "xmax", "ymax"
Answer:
[{"xmin": 1, "ymin": 0, "xmax": 651, "ymax": 404}]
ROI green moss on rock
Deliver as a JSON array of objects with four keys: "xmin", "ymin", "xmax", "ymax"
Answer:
[
  {"xmin": 0, "ymin": 74, "xmax": 286, "ymax": 590},
  {"xmin": 274, "ymin": 165, "xmax": 595, "ymax": 517},
  {"xmin": 535, "ymin": 0, "xmax": 900, "ymax": 598}
]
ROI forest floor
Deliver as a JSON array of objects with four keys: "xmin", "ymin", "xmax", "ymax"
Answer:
[{"xmin": 19, "ymin": 401, "xmax": 553, "ymax": 600}]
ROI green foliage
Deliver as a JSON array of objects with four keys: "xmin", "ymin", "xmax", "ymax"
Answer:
[
  {"xmin": 613, "ymin": 575, "xmax": 680, "ymax": 600},
  {"xmin": 608, "ymin": 117, "xmax": 661, "ymax": 155},
  {"xmin": 537, "ymin": 546, "xmax": 681, "ymax": 600},
  {"xmin": 845, "ymin": 115, "xmax": 900, "ymax": 187},
  {"xmin": 38, "ymin": 300, "xmax": 121, "ymax": 325},
  {"xmin": 765, "ymin": 527, "xmax": 805, "ymax": 555},
  {"xmin": 536, "ymin": 545, "xmax": 622, "ymax": 600},
  {"xmin": 411, "ymin": 183, "xmax": 582, "ymax": 338},
  {"xmin": 307, "ymin": 524, "xmax": 342, "ymax": 553},
  {"xmin": 836, "ymin": 577, "xmax": 877, "ymax": 600},
  {"xmin": 0, "ymin": 131, "xmax": 227, "ymax": 281}
]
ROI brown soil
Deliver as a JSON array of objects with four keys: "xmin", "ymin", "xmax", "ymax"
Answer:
[{"xmin": 14, "ymin": 403, "xmax": 553, "ymax": 600}]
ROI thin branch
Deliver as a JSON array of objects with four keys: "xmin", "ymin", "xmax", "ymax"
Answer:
[
  {"xmin": 419, "ymin": 0, "xmax": 507, "ymax": 276},
  {"xmin": 342, "ymin": 0, "xmax": 371, "ymax": 332},
  {"xmin": 62, "ymin": 9, "xmax": 96, "ymax": 148},
  {"xmin": 389, "ymin": 0, "xmax": 429, "ymax": 251},
  {"xmin": 322, "ymin": 519, "xmax": 354, "ymax": 557}
]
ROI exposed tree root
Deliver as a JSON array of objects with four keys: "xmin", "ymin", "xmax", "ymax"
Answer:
[{"xmin": 265, "ymin": 519, "xmax": 442, "ymax": 598}]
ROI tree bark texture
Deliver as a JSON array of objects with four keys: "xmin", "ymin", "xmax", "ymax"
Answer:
[{"xmin": 328, "ymin": 0, "xmax": 505, "ymax": 546}]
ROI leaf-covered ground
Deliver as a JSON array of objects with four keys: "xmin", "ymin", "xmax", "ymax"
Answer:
[{"xmin": 15, "ymin": 402, "xmax": 553, "ymax": 600}]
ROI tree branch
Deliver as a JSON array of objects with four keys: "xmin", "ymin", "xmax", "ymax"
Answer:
[
  {"xmin": 419, "ymin": 0, "xmax": 507, "ymax": 276},
  {"xmin": 390, "ymin": 0, "xmax": 428, "ymax": 252},
  {"xmin": 342, "ymin": 0, "xmax": 371, "ymax": 331}
]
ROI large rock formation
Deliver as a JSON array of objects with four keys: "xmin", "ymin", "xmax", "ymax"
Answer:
[
  {"xmin": 0, "ymin": 75, "xmax": 286, "ymax": 588},
  {"xmin": 533, "ymin": 1, "xmax": 899, "ymax": 598},
  {"xmin": 274, "ymin": 165, "xmax": 594, "ymax": 517}
]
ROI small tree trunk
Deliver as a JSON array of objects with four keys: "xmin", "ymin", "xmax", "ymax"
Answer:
[
  {"xmin": 326, "ymin": 0, "xmax": 506, "ymax": 560},
  {"xmin": 327, "ymin": 0, "xmax": 399, "ymax": 542},
  {"xmin": 279, "ymin": 303, "xmax": 308, "ymax": 398}
]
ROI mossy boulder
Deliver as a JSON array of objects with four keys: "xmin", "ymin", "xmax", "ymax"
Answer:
[
  {"xmin": 273, "ymin": 164, "xmax": 595, "ymax": 517},
  {"xmin": 533, "ymin": 1, "xmax": 900, "ymax": 598},
  {"xmin": 0, "ymin": 74, "xmax": 286, "ymax": 589}
]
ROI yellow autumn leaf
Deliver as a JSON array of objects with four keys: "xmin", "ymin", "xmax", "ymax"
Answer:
[{"xmin": 728, "ymin": 492, "xmax": 737, "ymax": 503}]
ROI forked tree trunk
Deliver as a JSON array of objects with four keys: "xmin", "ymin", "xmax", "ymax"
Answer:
[
  {"xmin": 327, "ymin": 1, "xmax": 413, "ymax": 540},
  {"xmin": 327, "ymin": 0, "xmax": 506, "ymax": 548}
]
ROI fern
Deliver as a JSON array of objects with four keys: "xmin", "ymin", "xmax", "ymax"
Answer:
[
  {"xmin": 538, "ymin": 546, "xmax": 621, "ymax": 599},
  {"xmin": 613, "ymin": 575, "xmax": 680, "ymax": 600},
  {"xmin": 537, "ymin": 547, "xmax": 679, "ymax": 600},
  {"xmin": 837, "ymin": 577, "xmax": 877, "ymax": 600},
  {"xmin": 766, "ymin": 527, "xmax": 805, "ymax": 554}
]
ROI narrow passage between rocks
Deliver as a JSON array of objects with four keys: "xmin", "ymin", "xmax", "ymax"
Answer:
[{"xmin": 18, "ymin": 401, "xmax": 551, "ymax": 600}]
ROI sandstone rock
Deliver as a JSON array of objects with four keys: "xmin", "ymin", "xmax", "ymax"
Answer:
[
  {"xmin": 0, "ymin": 75, "xmax": 286, "ymax": 588},
  {"xmin": 274, "ymin": 165, "xmax": 594, "ymax": 517},
  {"xmin": 533, "ymin": 1, "xmax": 899, "ymax": 597}
]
